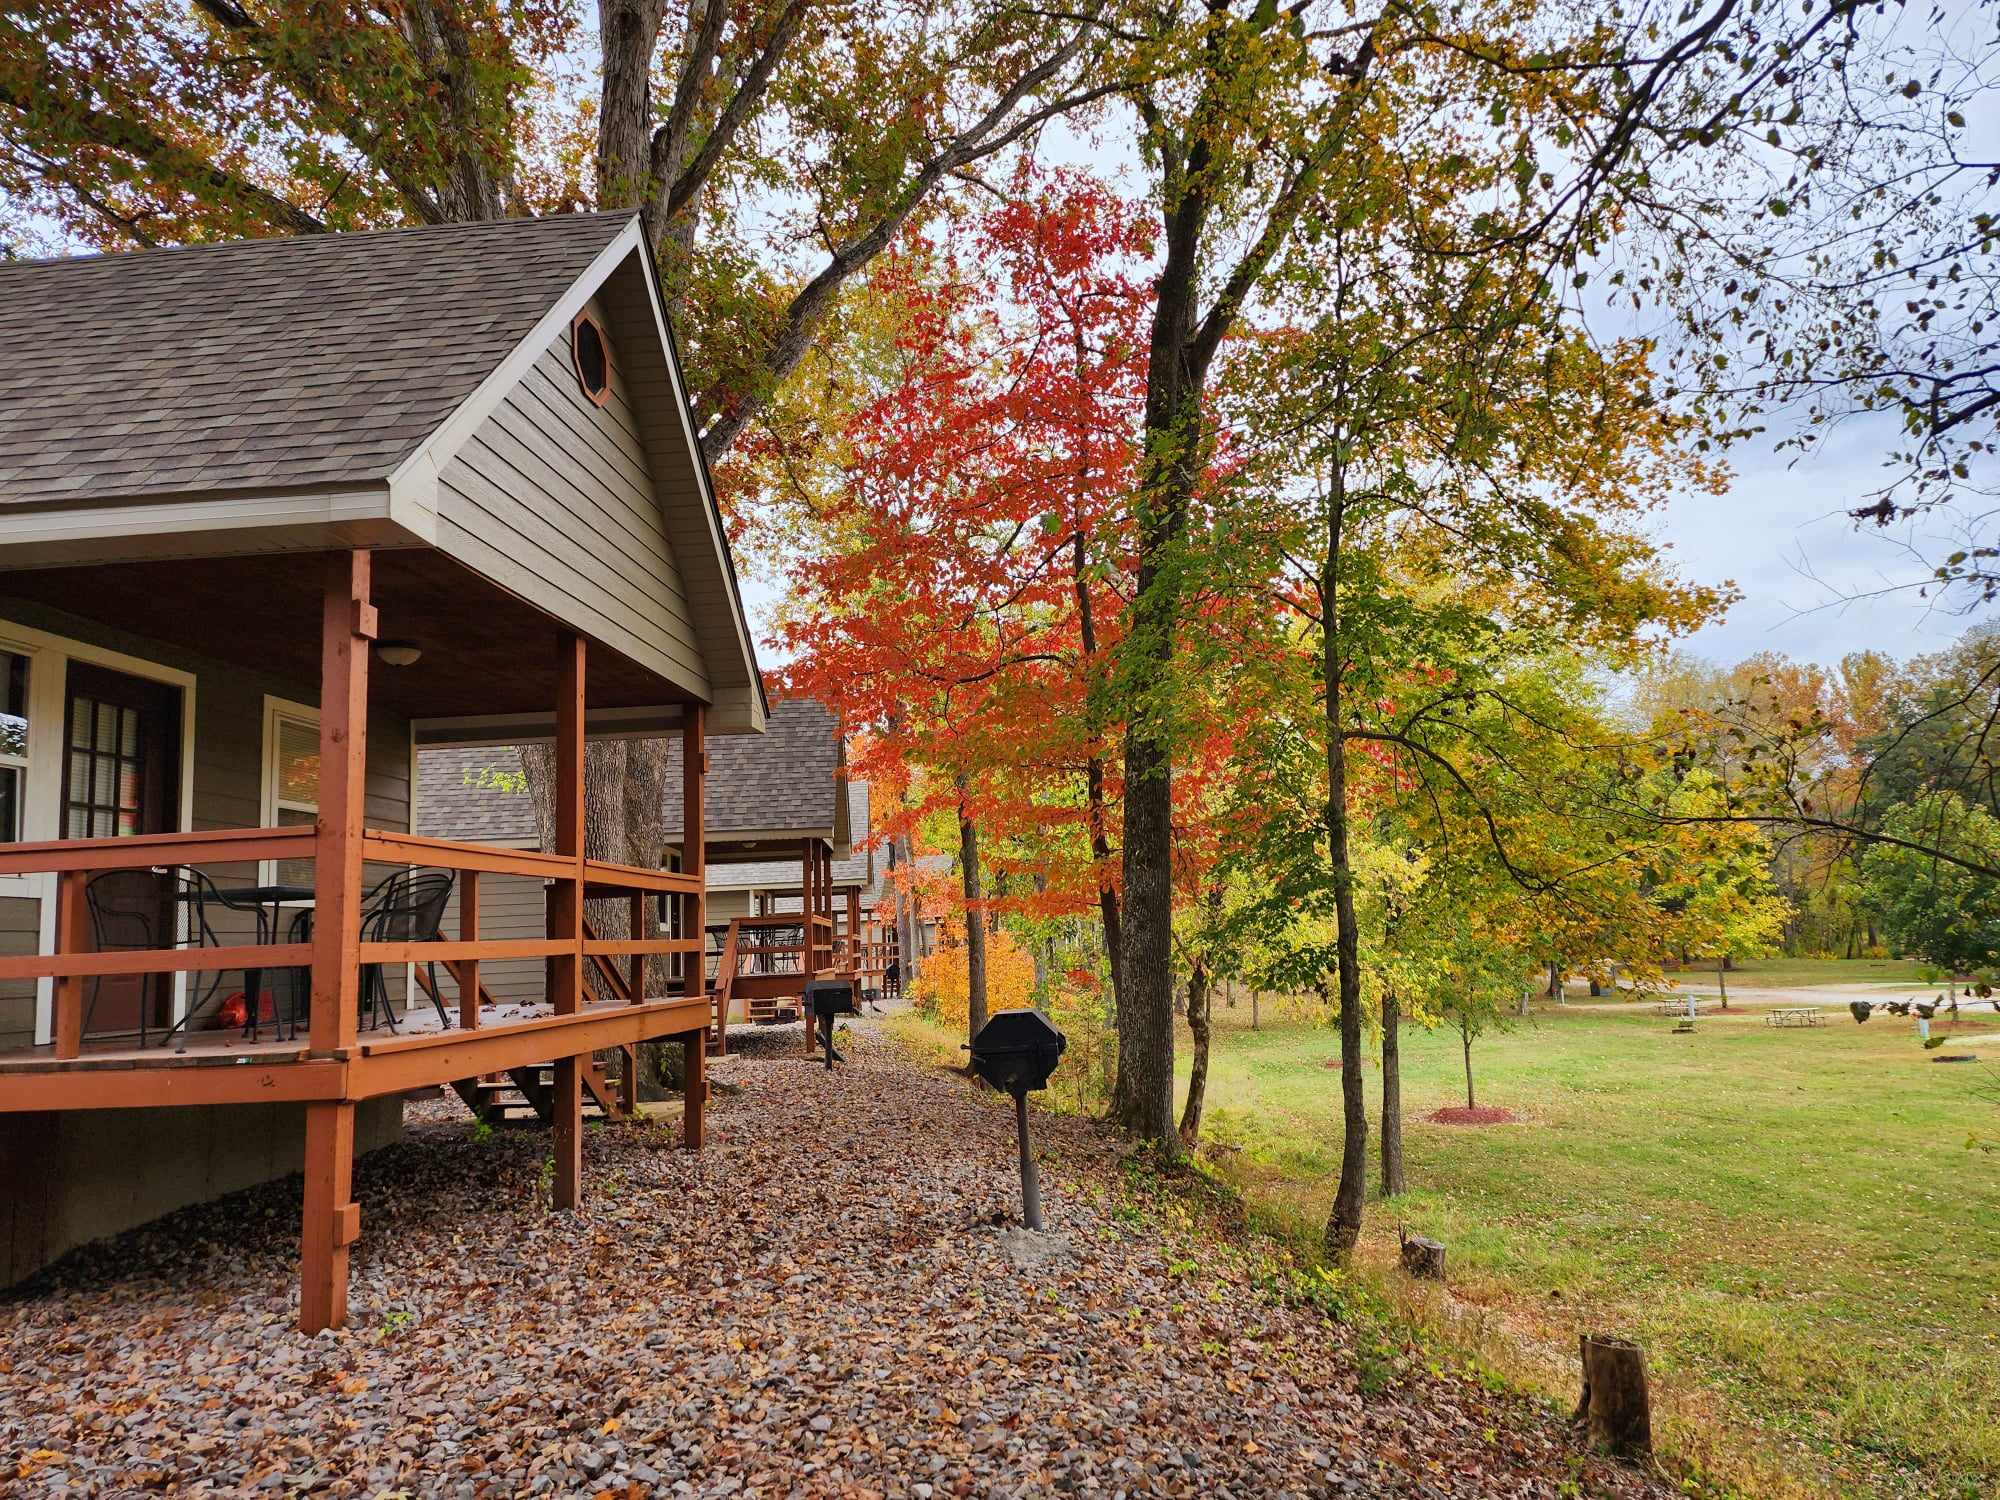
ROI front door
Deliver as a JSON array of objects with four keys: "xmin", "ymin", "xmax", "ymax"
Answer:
[{"xmin": 62, "ymin": 663, "xmax": 182, "ymax": 1037}]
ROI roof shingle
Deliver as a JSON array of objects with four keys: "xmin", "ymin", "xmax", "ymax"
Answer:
[
  {"xmin": 0, "ymin": 214, "xmax": 636, "ymax": 506},
  {"xmin": 414, "ymin": 699, "xmax": 847, "ymax": 845}
]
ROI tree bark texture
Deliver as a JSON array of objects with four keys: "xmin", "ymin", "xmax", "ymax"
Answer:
[
  {"xmin": 958, "ymin": 791, "xmax": 989, "ymax": 1048},
  {"xmin": 1462, "ymin": 1025, "xmax": 1476, "ymax": 1110},
  {"xmin": 1575, "ymin": 1335, "xmax": 1653, "ymax": 1458},
  {"xmin": 1321, "ymin": 496, "xmax": 1369, "ymax": 1265},
  {"xmin": 1176, "ymin": 924, "xmax": 1208, "ymax": 1144},
  {"xmin": 1380, "ymin": 987, "xmax": 1404, "ymax": 1197}
]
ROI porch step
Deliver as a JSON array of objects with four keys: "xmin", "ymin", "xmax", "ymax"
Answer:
[{"xmin": 450, "ymin": 1056, "xmax": 625, "ymax": 1126}]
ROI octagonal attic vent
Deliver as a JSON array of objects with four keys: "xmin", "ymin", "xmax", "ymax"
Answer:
[{"xmin": 571, "ymin": 312, "xmax": 611, "ymax": 406}]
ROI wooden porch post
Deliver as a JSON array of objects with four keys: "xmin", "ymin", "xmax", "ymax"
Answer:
[
  {"xmin": 550, "ymin": 633, "xmax": 585, "ymax": 1210},
  {"xmin": 683, "ymin": 706, "xmax": 708, "ymax": 1066},
  {"xmin": 302, "ymin": 548, "xmax": 372, "ymax": 1334},
  {"xmin": 455, "ymin": 870, "xmax": 481, "ymax": 1031},
  {"xmin": 846, "ymin": 887, "xmax": 859, "ymax": 973},
  {"xmin": 800, "ymin": 837, "xmax": 814, "ymax": 971}
]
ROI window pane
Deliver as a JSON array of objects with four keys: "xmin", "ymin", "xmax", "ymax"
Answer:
[
  {"xmin": 277, "ymin": 716, "xmax": 319, "ymax": 806},
  {"xmin": 0, "ymin": 651, "xmax": 25, "ymax": 761},
  {"xmin": 68, "ymin": 748, "xmax": 90, "ymax": 797},
  {"xmin": 117, "ymin": 762, "xmax": 139, "ymax": 811},
  {"xmin": 66, "ymin": 805, "xmax": 88, "ymax": 838},
  {"xmin": 94, "ymin": 701, "xmax": 115, "ymax": 751},
  {"xmin": 92, "ymin": 753, "xmax": 113, "ymax": 807},
  {"xmin": 119, "ymin": 707, "xmax": 137, "ymax": 757},
  {"xmin": 277, "ymin": 806, "xmax": 317, "ymax": 829},
  {"xmin": 92, "ymin": 808, "xmax": 113, "ymax": 837},
  {"xmin": 69, "ymin": 696, "xmax": 89, "ymax": 748},
  {"xmin": 0, "ymin": 766, "xmax": 18, "ymax": 840}
]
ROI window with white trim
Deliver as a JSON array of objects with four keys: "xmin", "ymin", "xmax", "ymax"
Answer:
[
  {"xmin": 262, "ymin": 697, "xmax": 319, "ymax": 885},
  {"xmin": 0, "ymin": 650, "xmax": 25, "ymax": 843}
]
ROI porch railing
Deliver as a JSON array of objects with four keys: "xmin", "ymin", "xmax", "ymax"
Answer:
[{"xmin": 0, "ymin": 826, "xmax": 703, "ymax": 1059}]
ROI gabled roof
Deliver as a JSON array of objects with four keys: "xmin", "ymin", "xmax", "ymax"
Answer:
[
  {"xmin": 415, "ymin": 699, "xmax": 850, "ymax": 849},
  {"xmin": 701, "ymin": 780, "xmax": 873, "ymax": 891},
  {"xmin": 662, "ymin": 698, "xmax": 847, "ymax": 844},
  {"xmin": 0, "ymin": 212, "xmax": 766, "ymax": 732},
  {"xmin": 0, "ymin": 214, "xmax": 632, "ymax": 505}
]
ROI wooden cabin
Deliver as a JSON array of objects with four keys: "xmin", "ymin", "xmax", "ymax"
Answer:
[
  {"xmin": 0, "ymin": 213, "xmax": 765, "ymax": 1330},
  {"xmin": 416, "ymin": 698, "xmax": 883, "ymax": 1044}
]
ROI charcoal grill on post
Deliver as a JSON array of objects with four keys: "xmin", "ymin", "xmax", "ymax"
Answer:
[
  {"xmin": 807, "ymin": 977, "xmax": 857, "ymax": 1068},
  {"xmin": 968, "ymin": 1009, "xmax": 1066, "ymax": 1231}
]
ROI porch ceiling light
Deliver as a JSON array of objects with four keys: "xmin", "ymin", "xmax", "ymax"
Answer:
[{"xmin": 374, "ymin": 640, "xmax": 422, "ymax": 667}]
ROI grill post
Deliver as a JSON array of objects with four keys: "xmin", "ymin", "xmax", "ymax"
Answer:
[{"xmin": 1014, "ymin": 1086, "xmax": 1043, "ymax": 1232}]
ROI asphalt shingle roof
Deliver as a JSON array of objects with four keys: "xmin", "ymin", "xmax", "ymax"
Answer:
[
  {"xmin": 415, "ymin": 699, "xmax": 847, "ymax": 846},
  {"xmin": 0, "ymin": 213, "xmax": 636, "ymax": 505},
  {"xmin": 660, "ymin": 698, "xmax": 842, "ymax": 840}
]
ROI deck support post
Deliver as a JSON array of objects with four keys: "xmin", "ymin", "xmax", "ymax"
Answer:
[
  {"xmin": 682, "ymin": 705, "xmax": 710, "ymax": 1054},
  {"xmin": 300, "ymin": 1100, "xmax": 357, "ymax": 1333},
  {"xmin": 551, "ymin": 632, "xmax": 585, "ymax": 1211},
  {"xmin": 682, "ymin": 1026, "xmax": 706, "ymax": 1150},
  {"xmin": 300, "ymin": 549, "xmax": 370, "ymax": 1333}
]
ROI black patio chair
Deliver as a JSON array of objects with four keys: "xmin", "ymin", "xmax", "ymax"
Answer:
[
  {"xmin": 358, "ymin": 870, "xmax": 454, "ymax": 1032},
  {"xmin": 87, "ymin": 866, "xmax": 271, "ymax": 1048},
  {"xmin": 280, "ymin": 906, "xmax": 313, "ymax": 1039}
]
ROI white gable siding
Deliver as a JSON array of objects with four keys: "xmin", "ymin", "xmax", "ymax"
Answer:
[{"xmin": 434, "ymin": 297, "xmax": 710, "ymax": 699}]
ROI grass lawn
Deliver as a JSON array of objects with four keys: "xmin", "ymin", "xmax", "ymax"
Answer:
[{"xmin": 1184, "ymin": 991, "xmax": 2000, "ymax": 1498}]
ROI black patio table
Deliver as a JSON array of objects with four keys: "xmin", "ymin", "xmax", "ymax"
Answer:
[{"xmin": 175, "ymin": 883, "xmax": 314, "ymax": 1040}]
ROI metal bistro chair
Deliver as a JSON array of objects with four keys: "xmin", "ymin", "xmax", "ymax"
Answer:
[
  {"xmin": 358, "ymin": 870, "xmax": 455, "ymax": 1033},
  {"xmin": 86, "ymin": 867, "xmax": 278, "ymax": 1048}
]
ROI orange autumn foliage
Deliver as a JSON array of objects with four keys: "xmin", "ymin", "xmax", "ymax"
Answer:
[{"xmin": 913, "ymin": 928, "xmax": 1037, "ymax": 1031}]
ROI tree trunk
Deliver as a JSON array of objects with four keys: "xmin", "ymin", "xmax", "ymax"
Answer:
[
  {"xmin": 1575, "ymin": 1336, "xmax": 1653, "ymax": 1458},
  {"xmin": 1547, "ymin": 959, "xmax": 1562, "ymax": 1002},
  {"xmin": 1321, "ymin": 493, "xmax": 1368, "ymax": 1265},
  {"xmin": 1380, "ymin": 988, "xmax": 1404, "ymax": 1197},
  {"xmin": 1073, "ymin": 526, "xmax": 1123, "ymax": 1018},
  {"xmin": 1251, "ymin": 988, "xmax": 1259, "ymax": 1031},
  {"xmin": 1178, "ymin": 944, "xmax": 1212, "ymax": 1144},
  {"xmin": 1462, "ymin": 1026, "xmax": 1476, "ymax": 1111},
  {"xmin": 957, "ymin": 785, "xmax": 988, "ymax": 1049},
  {"xmin": 1110, "ymin": 721, "xmax": 1175, "ymax": 1144},
  {"xmin": 1717, "ymin": 958, "xmax": 1729, "ymax": 1012}
]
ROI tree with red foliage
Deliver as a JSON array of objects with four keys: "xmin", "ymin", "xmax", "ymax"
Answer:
[{"xmin": 777, "ymin": 170, "xmax": 1150, "ymax": 1047}]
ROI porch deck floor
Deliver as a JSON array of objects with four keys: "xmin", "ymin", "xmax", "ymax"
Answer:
[{"xmin": 0, "ymin": 995, "xmax": 677, "ymax": 1074}]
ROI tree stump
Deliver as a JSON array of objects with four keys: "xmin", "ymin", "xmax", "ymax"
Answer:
[
  {"xmin": 1398, "ymin": 1226, "xmax": 1446, "ymax": 1280},
  {"xmin": 1574, "ymin": 1334, "xmax": 1651, "ymax": 1458}
]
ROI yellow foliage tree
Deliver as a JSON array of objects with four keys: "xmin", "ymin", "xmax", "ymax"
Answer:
[{"xmin": 915, "ymin": 928, "xmax": 1036, "ymax": 1032}]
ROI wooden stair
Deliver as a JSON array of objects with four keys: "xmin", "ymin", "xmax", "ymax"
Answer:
[{"xmin": 450, "ymin": 1055, "xmax": 625, "ymax": 1125}]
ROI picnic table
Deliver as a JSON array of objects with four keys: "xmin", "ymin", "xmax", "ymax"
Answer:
[
  {"xmin": 1654, "ymin": 998, "xmax": 1704, "ymax": 1017},
  {"xmin": 1765, "ymin": 1006, "xmax": 1824, "ymax": 1027}
]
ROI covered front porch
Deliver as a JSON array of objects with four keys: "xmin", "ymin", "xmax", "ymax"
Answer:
[{"xmin": 0, "ymin": 549, "xmax": 715, "ymax": 1331}]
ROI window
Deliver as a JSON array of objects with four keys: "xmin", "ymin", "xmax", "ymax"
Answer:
[
  {"xmin": 64, "ymin": 692, "xmax": 141, "ymax": 838},
  {"xmin": 0, "ymin": 651, "xmax": 25, "ymax": 842},
  {"xmin": 571, "ymin": 311, "xmax": 611, "ymax": 406},
  {"xmin": 262, "ymin": 697, "xmax": 319, "ymax": 885}
]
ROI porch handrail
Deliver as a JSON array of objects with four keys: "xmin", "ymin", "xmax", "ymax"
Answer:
[
  {"xmin": 0, "ymin": 823, "xmax": 714, "ymax": 1059},
  {"xmin": 0, "ymin": 825, "xmax": 315, "ymax": 877}
]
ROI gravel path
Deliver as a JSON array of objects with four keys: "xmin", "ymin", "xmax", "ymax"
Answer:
[{"xmin": 0, "ymin": 1011, "xmax": 1674, "ymax": 1498}]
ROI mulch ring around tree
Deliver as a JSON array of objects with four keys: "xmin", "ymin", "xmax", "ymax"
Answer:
[
  {"xmin": 1, "ymin": 1007, "xmax": 1668, "ymax": 1499},
  {"xmin": 1427, "ymin": 1105, "xmax": 1519, "ymax": 1125}
]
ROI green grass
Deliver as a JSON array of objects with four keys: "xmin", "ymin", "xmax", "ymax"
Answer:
[{"xmin": 1182, "ymin": 984, "xmax": 2000, "ymax": 1498}]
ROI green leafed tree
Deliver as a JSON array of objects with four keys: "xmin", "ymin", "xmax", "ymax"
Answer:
[{"xmin": 1862, "ymin": 794, "xmax": 2000, "ymax": 978}]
